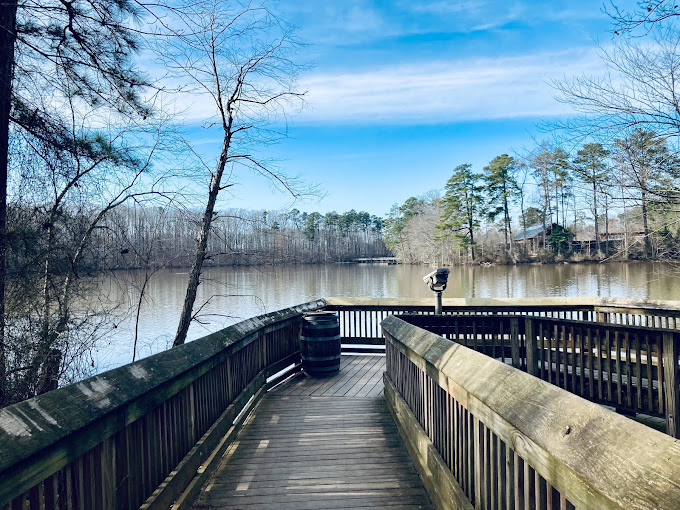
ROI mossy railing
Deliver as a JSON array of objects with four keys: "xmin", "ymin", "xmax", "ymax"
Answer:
[
  {"xmin": 0, "ymin": 300, "xmax": 324, "ymax": 510},
  {"xmin": 398, "ymin": 313, "xmax": 680, "ymax": 437},
  {"xmin": 383, "ymin": 315, "xmax": 680, "ymax": 510},
  {"xmin": 2, "ymin": 296, "xmax": 680, "ymax": 509}
]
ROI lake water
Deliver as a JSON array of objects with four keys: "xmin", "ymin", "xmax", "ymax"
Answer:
[{"xmin": 94, "ymin": 261, "xmax": 680, "ymax": 371}]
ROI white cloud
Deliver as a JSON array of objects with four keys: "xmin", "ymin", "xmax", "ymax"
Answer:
[{"xmin": 296, "ymin": 48, "xmax": 605, "ymax": 124}]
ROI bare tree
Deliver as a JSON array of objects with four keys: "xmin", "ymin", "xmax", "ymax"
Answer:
[
  {"xmin": 158, "ymin": 0, "xmax": 308, "ymax": 347},
  {"xmin": 613, "ymin": 129, "xmax": 679, "ymax": 258},
  {"xmin": 554, "ymin": 26, "xmax": 680, "ymax": 140},
  {"xmin": 604, "ymin": 1, "xmax": 680, "ymax": 34}
]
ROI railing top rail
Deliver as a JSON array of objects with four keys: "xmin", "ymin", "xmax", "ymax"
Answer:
[
  {"xmin": 0, "ymin": 299, "xmax": 325, "ymax": 475},
  {"xmin": 382, "ymin": 315, "xmax": 680, "ymax": 509},
  {"xmin": 324, "ymin": 296, "xmax": 680, "ymax": 314},
  {"xmin": 397, "ymin": 312, "xmax": 679, "ymax": 335}
]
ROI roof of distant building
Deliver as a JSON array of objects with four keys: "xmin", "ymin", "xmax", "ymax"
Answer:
[{"xmin": 514, "ymin": 224, "xmax": 546, "ymax": 241}]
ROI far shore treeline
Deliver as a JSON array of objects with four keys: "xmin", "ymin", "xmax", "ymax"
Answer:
[
  {"xmin": 386, "ymin": 134, "xmax": 680, "ymax": 266},
  {"xmin": 8, "ymin": 205, "xmax": 387, "ymax": 274}
]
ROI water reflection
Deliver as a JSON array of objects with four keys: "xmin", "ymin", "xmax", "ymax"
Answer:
[{"xmin": 94, "ymin": 261, "xmax": 678, "ymax": 372}]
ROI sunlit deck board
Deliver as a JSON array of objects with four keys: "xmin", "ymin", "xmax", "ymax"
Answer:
[
  {"xmin": 276, "ymin": 355, "xmax": 386, "ymax": 397},
  {"xmin": 190, "ymin": 356, "xmax": 433, "ymax": 510}
]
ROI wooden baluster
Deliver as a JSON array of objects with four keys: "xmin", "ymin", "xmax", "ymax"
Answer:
[
  {"xmin": 498, "ymin": 436, "xmax": 506, "ymax": 510},
  {"xmin": 562, "ymin": 325, "xmax": 568, "ymax": 391},
  {"xmin": 537, "ymin": 473, "xmax": 547, "ymax": 510},
  {"xmin": 605, "ymin": 330, "xmax": 612, "ymax": 403},
  {"xmin": 635, "ymin": 333, "xmax": 643, "ymax": 411},
  {"xmin": 552, "ymin": 324, "xmax": 558, "ymax": 386},
  {"xmin": 615, "ymin": 331, "xmax": 623, "ymax": 406},
  {"xmin": 510, "ymin": 318, "xmax": 520, "ymax": 369},
  {"xmin": 540, "ymin": 323, "xmax": 547, "ymax": 381},
  {"xmin": 646, "ymin": 334, "xmax": 654, "ymax": 414},
  {"xmin": 587, "ymin": 328, "xmax": 594, "ymax": 400},
  {"xmin": 625, "ymin": 332, "xmax": 633, "ymax": 409},
  {"xmin": 663, "ymin": 332, "xmax": 680, "ymax": 438},
  {"xmin": 525, "ymin": 318, "xmax": 537, "ymax": 376},
  {"xmin": 570, "ymin": 325, "xmax": 576, "ymax": 393},
  {"xmin": 474, "ymin": 417, "xmax": 482, "ymax": 508},
  {"xmin": 595, "ymin": 330, "xmax": 603, "ymax": 402},
  {"xmin": 525, "ymin": 463, "xmax": 535, "ymax": 510}
]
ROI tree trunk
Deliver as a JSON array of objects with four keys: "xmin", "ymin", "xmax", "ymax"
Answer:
[
  {"xmin": 593, "ymin": 181, "xmax": 600, "ymax": 253},
  {"xmin": 622, "ymin": 186, "xmax": 629, "ymax": 258},
  {"xmin": 173, "ymin": 134, "xmax": 231, "ymax": 347},
  {"xmin": 503, "ymin": 193, "xmax": 513, "ymax": 260},
  {"xmin": 604, "ymin": 196, "xmax": 609, "ymax": 256},
  {"xmin": 0, "ymin": 1, "xmax": 18, "ymax": 406},
  {"xmin": 469, "ymin": 222, "xmax": 476, "ymax": 262},
  {"xmin": 641, "ymin": 190, "xmax": 650, "ymax": 258}
]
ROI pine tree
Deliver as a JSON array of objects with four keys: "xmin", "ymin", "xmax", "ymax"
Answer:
[
  {"xmin": 573, "ymin": 143, "xmax": 610, "ymax": 254},
  {"xmin": 437, "ymin": 164, "xmax": 484, "ymax": 261},
  {"xmin": 484, "ymin": 154, "xmax": 519, "ymax": 260}
]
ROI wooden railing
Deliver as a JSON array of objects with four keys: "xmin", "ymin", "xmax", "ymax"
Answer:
[
  {"xmin": 382, "ymin": 315, "xmax": 680, "ymax": 510},
  {"xmin": 3, "ymin": 296, "xmax": 680, "ymax": 509},
  {"xmin": 0, "ymin": 300, "xmax": 324, "ymax": 510},
  {"xmin": 324, "ymin": 297, "xmax": 680, "ymax": 353},
  {"xmin": 398, "ymin": 313, "xmax": 680, "ymax": 438}
]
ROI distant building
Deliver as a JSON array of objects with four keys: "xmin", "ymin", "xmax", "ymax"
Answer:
[
  {"xmin": 514, "ymin": 223, "xmax": 576, "ymax": 255},
  {"xmin": 572, "ymin": 231, "xmax": 645, "ymax": 254},
  {"xmin": 514, "ymin": 223, "xmax": 555, "ymax": 255}
]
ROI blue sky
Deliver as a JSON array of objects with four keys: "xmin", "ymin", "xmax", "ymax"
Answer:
[{"xmin": 187, "ymin": 1, "xmax": 636, "ymax": 217}]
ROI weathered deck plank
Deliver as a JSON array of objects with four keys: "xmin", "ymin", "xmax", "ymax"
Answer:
[{"xmin": 190, "ymin": 356, "xmax": 433, "ymax": 510}]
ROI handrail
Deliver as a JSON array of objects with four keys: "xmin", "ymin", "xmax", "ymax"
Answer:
[
  {"xmin": 324, "ymin": 296, "xmax": 680, "ymax": 357},
  {"xmin": 397, "ymin": 313, "xmax": 680, "ymax": 437},
  {"xmin": 0, "ymin": 299, "xmax": 325, "ymax": 509},
  {"xmin": 382, "ymin": 315, "xmax": 680, "ymax": 509}
]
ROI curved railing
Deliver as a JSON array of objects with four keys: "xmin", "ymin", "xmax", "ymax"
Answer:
[
  {"xmin": 0, "ymin": 300, "xmax": 324, "ymax": 510},
  {"xmin": 398, "ymin": 312, "xmax": 680, "ymax": 437},
  {"xmin": 324, "ymin": 297, "xmax": 680, "ymax": 345},
  {"xmin": 2, "ymin": 296, "xmax": 680, "ymax": 509},
  {"xmin": 382, "ymin": 315, "xmax": 680, "ymax": 510}
]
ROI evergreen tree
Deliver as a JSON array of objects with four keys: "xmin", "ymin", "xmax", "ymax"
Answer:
[
  {"xmin": 436, "ymin": 164, "xmax": 484, "ymax": 261},
  {"xmin": 0, "ymin": 0, "xmax": 152, "ymax": 405},
  {"xmin": 551, "ymin": 148, "xmax": 571, "ymax": 227},
  {"xmin": 573, "ymin": 143, "xmax": 610, "ymax": 254},
  {"xmin": 384, "ymin": 197, "xmax": 425, "ymax": 262},
  {"xmin": 484, "ymin": 154, "xmax": 519, "ymax": 260}
]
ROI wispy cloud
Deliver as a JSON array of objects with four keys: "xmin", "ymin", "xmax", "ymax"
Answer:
[{"xmin": 297, "ymin": 48, "xmax": 605, "ymax": 124}]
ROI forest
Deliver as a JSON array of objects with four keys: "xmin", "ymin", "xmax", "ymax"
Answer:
[{"xmin": 385, "ymin": 132, "xmax": 680, "ymax": 265}]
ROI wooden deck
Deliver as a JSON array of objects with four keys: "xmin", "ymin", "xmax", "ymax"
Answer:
[{"xmin": 190, "ymin": 356, "xmax": 433, "ymax": 510}]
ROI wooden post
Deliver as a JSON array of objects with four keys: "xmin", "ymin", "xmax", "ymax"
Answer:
[
  {"xmin": 510, "ymin": 318, "xmax": 521, "ymax": 369},
  {"xmin": 663, "ymin": 332, "xmax": 680, "ymax": 438},
  {"xmin": 525, "ymin": 318, "xmax": 537, "ymax": 376}
]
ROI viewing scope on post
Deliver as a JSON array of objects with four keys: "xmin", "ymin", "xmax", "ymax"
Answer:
[{"xmin": 423, "ymin": 268, "xmax": 449, "ymax": 314}]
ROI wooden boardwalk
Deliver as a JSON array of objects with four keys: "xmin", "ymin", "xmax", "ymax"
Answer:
[{"xmin": 190, "ymin": 356, "xmax": 433, "ymax": 510}]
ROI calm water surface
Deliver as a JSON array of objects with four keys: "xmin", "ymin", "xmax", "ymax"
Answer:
[{"xmin": 94, "ymin": 261, "xmax": 680, "ymax": 371}]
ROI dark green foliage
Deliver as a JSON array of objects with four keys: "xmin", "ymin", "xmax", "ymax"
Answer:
[
  {"xmin": 549, "ymin": 224, "xmax": 573, "ymax": 254},
  {"xmin": 384, "ymin": 197, "xmax": 426, "ymax": 252},
  {"xmin": 523, "ymin": 207, "xmax": 545, "ymax": 227},
  {"xmin": 484, "ymin": 154, "xmax": 519, "ymax": 258},
  {"xmin": 436, "ymin": 164, "xmax": 484, "ymax": 260}
]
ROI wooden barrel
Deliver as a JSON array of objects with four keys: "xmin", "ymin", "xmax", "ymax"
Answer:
[{"xmin": 301, "ymin": 311, "xmax": 341, "ymax": 376}]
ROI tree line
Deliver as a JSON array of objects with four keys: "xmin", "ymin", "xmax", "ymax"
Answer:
[
  {"xmin": 100, "ymin": 206, "xmax": 386, "ymax": 268},
  {"xmin": 386, "ymin": 130, "xmax": 680, "ymax": 265},
  {"xmin": 386, "ymin": 2, "xmax": 680, "ymax": 266}
]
